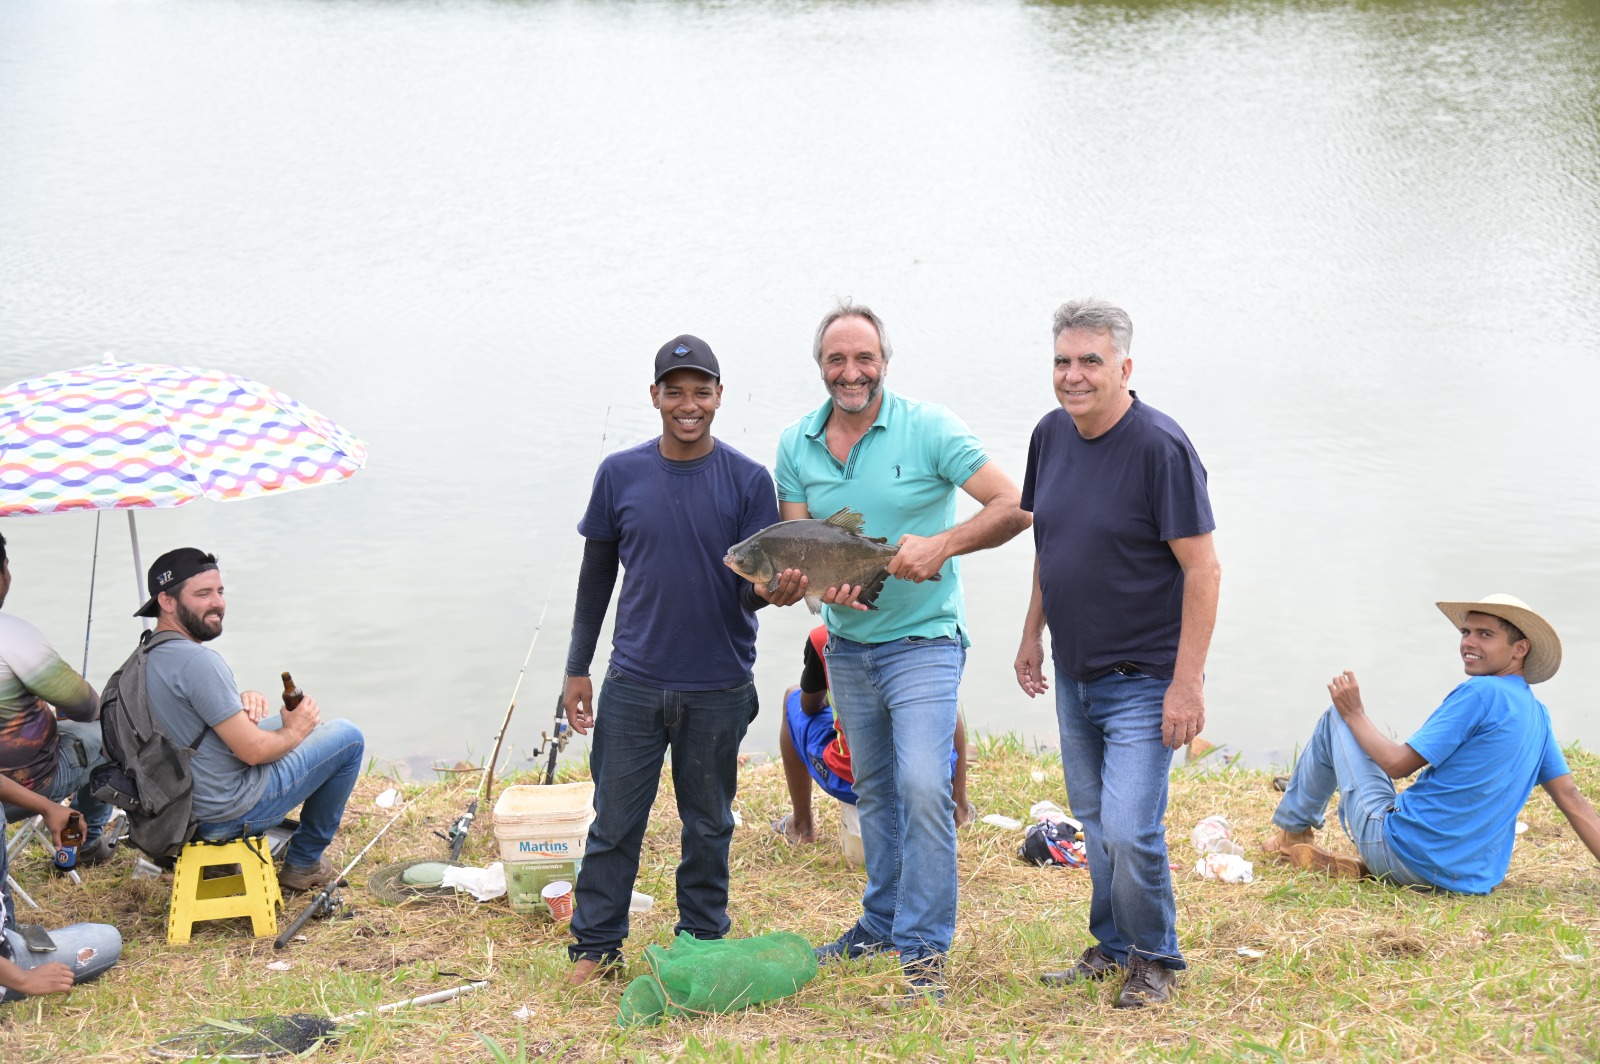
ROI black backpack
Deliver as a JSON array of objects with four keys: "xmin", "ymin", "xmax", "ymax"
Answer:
[{"xmin": 90, "ymin": 629, "xmax": 203, "ymax": 859}]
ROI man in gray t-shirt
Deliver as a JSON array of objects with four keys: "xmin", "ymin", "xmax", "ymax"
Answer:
[{"xmin": 135, "ymin": 548, "xmax": 365, "ymax": 893}]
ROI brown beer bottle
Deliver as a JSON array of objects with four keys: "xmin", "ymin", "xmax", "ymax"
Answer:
[
  {"xmin": 281, "ymin": 671, "xmax": 304, "ymax": 711},
  {"xmin": 54, "ymin": 811, "xmax": 85, "ymax": 871}
]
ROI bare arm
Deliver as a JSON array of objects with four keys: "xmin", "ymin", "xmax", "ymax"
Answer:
[
  {"xmin": 1542, "ymin": 773, "xmax": 1600, "ymax": 866},
  {"xmin": 1327, "ymin": 672, "xmax": 1427, "ymax": 778},
  {"xmin": 1161, "ymin": 532, "xmax": 1221, "ymax": 749},
  {"xmin": 212, "ymin": 698, "xmax": 320, "ymax": 766},
  {"xmin": 0, "ymin": 774, "xmax": 73, "ymax": 847},
  {"xmin": 1014, "ymin": 554, "xmax": 1050, "ymax": 698},
  {"xmin": 888, "ymin": 462, "xmax": 1032, "ymax": 582}
]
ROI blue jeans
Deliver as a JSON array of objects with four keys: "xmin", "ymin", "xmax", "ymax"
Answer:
[
  {"xmin": 1055, "ymin": 667, "xmax": 1184, "ymax": 970},
  {"xmin": 569, "ymin": 668, "xmax": 758, "ymax": 963},
  {"xmin": 824, "ymin": 635, "xmax": 964, "ymax": 964},
  {"xmin": 1272, "ymin": 707, "xmax": 1431, "ymax": 886},
  {"xmin": 195, "ymin": 718, "xmax": 364, "ymax": 870},
  {"xmin": 0, "ymin": 922, "xmax": 122, "ymax": 1002},
  {"xmin": 45, "ymin": 719, "xmax": 114, "ymax": 845}
]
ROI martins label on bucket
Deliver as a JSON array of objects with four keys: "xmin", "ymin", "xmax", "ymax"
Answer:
[{"xmin": 518, "ymin": 839, "xmax": 574, "ymax": 855}]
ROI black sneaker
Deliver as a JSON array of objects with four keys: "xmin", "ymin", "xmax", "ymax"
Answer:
[
  {"xmin": 1040, "ymin": 944, "xmax": 1119, "ymax": 986},
  {"xmin": 1114, "ymin": 953, "xmax": 1177, "ymax": 1009},
  {"xmin": 902, "ymin": 956, "xmax": 946, "ymax": 1005},
  {"xmin": 814, "ymin": 923, "xmax": 894, "ymax": 963}
]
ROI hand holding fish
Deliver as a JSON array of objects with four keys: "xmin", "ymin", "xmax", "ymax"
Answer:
[
  {"xmin": 885, "ymin": 533, "xmax": 948, "ymax": 583},
  {"xmin": 751, "ymin": 568, "xmax": 808, "ymax": 607},
  {"xmin": 564, "ymin": 676, "xmax": 596, "ymax": 736},
  {"xmin": 1014, "ymin": 637, "xmax": 1050, "ymax": 697}
]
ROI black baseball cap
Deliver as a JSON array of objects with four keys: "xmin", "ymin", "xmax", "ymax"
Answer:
[
  {"xmin": 134, "ymin": 547, "xmax": 219, "ymax": 618},
  {"xmin": 653, "ymin": 334, "xmax": 721, "ymax": 383}
]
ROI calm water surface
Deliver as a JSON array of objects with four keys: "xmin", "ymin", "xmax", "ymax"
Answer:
[{"xmin": 2, "ymin": 0, "xmax": 1597, "ymax": 776}]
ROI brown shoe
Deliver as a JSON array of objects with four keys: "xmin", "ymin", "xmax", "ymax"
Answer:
[
  {"xmin": 1040, "ymin": 945, "xmax": 1119, "ymax": 986},
  {"xmin": 1287, "ymin": 842, "xmax": 1368, "ymax": 880},
  {"xmin": 1114, "ymin": 954, "xmax": 1176, "ymax": 1009},
  {"xmin": 1262, "ymin": 826, "xmax": 1316, "ymax": 864},
  {"xmin": 568, "ymin": 958, "xmax": 622, "ymax": 986},
  {"xmin": 278, "ymin": 856, "xmax": 341, "ymax": 893}
]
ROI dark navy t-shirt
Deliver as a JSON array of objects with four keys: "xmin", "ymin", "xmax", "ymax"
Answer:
[
  {"xmin": 578, "ymin": 439, "xmax": 779, "ymax": 690},
  {"xmin": 1021, "ymin": 397, "xmax": 1215, "ymax": 681}
]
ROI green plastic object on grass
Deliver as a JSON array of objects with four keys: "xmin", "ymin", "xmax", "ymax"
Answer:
[{"xmin": 616, "ymin": 930, "xmax": 819, "ymax": 1027}]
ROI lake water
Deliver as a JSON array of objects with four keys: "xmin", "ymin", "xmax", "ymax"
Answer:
[{"xmin": 3, "ymin": 0, "xmax": 1597, "ymax": 778}]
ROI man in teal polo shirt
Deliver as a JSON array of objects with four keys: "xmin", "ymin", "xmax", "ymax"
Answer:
[{"xmin": 774, "ymin": 301, "xmax": 1030, "ymax": 1001}]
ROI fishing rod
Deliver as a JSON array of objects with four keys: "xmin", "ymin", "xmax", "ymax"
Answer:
[
  {"xmin": 441, "ymin": 405, "xmax": 610, "ymax": 860},
  {"xmin": 275, "ymin": 802, "xmax": 409, "ymax": 949},
  {"xmin": 442, "ymin": 605, "xmax": 550, "ymax": 861}
]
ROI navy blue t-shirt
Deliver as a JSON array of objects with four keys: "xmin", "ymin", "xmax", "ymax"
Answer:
[
  {"xmin": 578, "ymin": 439, "xmax": 779, "ymax": 690},
  {"xmin": 1021, "ymin": 396, "xmax": 1215, "ymax": 681}
]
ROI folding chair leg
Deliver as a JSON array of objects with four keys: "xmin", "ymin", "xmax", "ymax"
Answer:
[{"xmin": 6, "ymin": 873, "xmax": 39, "ymax": 909}]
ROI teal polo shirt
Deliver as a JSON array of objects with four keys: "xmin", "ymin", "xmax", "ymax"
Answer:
[{"xmin": 774, "ymin": 390, "xmax": 990, "ymax": 645}]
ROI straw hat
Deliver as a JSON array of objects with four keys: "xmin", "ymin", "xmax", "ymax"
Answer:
[{"xmin": 1435, "ymin": 594, "xmax": 1561, "ymax": 684}]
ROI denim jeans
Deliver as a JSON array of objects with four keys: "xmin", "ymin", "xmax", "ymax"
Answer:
[
  {"xmin": 1055, "ymin": 667, "xmax": 1184, "ymax": 970},
  {"xmin": 0, "ymin": 922, "xmax": 122, "ymax": 1002},
  {"xmin": 1271, "ymin": 706, "xmax": 1431, "ymax": 886},
  {"xmin": 195, "ymin": 718, "xmax": 365, "ymax": 870},
  {"xmin": 45, "ymin": 719, "xmax": 114, "ymax": 845},
  {"xmin": 824, "ymin": 635, "xmax": 964, "ymax": 964},
  {"xmin": 569, "ymin": 668, "xmax": 758, "ymax": 963}
]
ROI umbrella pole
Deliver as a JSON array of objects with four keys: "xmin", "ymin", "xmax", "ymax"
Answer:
[
  {"xmin": 83, "ymin": 512, "xmax": 103, "ymax": 673},
  {"xmin": 128, "ymin": 511, "xmax": 150, "ymax": 629}
]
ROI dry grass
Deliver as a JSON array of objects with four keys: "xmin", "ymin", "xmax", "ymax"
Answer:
[{"xmin": 4, "ymin": 738, "xmax": 1598, "ymax": 1062}]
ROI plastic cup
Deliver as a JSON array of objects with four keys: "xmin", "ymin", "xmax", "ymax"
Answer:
[{"xmin": 542, "ymin": 880, "xmax": 574, "ymax": 921}]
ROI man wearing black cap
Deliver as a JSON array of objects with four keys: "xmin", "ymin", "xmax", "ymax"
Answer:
[
  {"xmin": 0, "ymin": 531, "xmax": 119, "ymax": 865},
  {"xmin": 137, "ymin": 548, "xmax": 365, "ymax": 892},
  {"xmin": 560, "ymin": 335, "xmax": 802, "ymax": 986}
]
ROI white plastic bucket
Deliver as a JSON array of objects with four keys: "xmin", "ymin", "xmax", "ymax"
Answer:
[{"xmin": 492, "ymin": 782, "xmax": 595, "ymax": 862}]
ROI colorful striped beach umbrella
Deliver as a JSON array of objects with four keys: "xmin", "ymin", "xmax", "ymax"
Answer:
[
  {"xmin": 0, "ymin": 358, "xmax": 367, "ymax": 517},
  {"xmin": 0, "ymin": 357, "xmax": 367, "ymax": 626}
]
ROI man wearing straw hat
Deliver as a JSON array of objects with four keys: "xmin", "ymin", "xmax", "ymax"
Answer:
[{"xmin": 1263, "ymin": 594, "xmax": 1600, "ymax": 892}]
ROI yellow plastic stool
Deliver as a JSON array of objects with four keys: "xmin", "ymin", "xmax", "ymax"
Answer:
[{"xmin": 167, "ymin": 837, "xmax": 282, "ymax": 945}]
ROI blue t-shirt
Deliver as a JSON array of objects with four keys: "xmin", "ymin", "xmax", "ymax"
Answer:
[
  {"xmin": 774, "ymin": 390, "xmax": 990, "ymax": 645},
  {"xmin": 1387, "ymin": 675, "xmax": 1569, "ymax": 894},
  {"xmin": 579, "ymin": 439, "xmax": 778, "ymax": 690},
  {"xmin": 1021, "ymin": 397, "xmax": 1215, "ymax": 681}
]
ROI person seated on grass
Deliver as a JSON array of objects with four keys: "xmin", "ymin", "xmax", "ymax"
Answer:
[
  {"xmin": 1263, "ymin": 594, "xmax": 1600, "ymax": 891},
  {"xmin": 773, "ymin": 626, "xmax": 974, "ymax": 844},
  {"xmin": 0, "ymin": 532, "xmax": 120, "ymax": 868},
  {"xmin": 0, "ymin": 774, "xmax": 122, "ymax": 1003}
]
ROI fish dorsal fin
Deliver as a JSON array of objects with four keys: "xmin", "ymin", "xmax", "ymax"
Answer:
[{"xmin": 822, "ymin": 507, "xmax": 868, "ymax": 535}]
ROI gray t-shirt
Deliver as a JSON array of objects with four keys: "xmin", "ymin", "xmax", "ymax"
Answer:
[{"xmin": 145, "ymin": 639, "xmax": 267, "ymax": 822}]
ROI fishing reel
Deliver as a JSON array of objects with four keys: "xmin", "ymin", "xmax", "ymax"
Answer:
[{"xmin": 532, "ymin": 694, "xmax": 572, "ymax": 785}]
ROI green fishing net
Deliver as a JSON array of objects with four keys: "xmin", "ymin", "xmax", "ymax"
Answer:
[{"xmin": 616, "ymin": 930, "xmax": 818, "ymax": 1027}]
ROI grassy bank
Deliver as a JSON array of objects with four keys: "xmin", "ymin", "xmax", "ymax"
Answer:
[{"xmin": 3, "ymin": 737, "xmax": 1598, "ymax": 1061}]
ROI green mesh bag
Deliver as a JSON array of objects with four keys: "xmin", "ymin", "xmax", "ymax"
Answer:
[{"xmin": 616, "ymin": 931, "xmax": 819, "ymax": 1027}]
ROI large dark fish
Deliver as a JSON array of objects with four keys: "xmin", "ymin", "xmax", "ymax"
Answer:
[{"xmin": 723, "ymin": 507, "xmax": 936, "ymax": 613}]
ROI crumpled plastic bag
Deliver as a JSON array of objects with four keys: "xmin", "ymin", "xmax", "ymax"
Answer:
[
  {"xmin": 1194, "ymin": 853, "xmax": 1253, "ymax": 883},
  {"xmin": 442, "ymin": 861, "xmax": 507, "ymax": 901}
]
